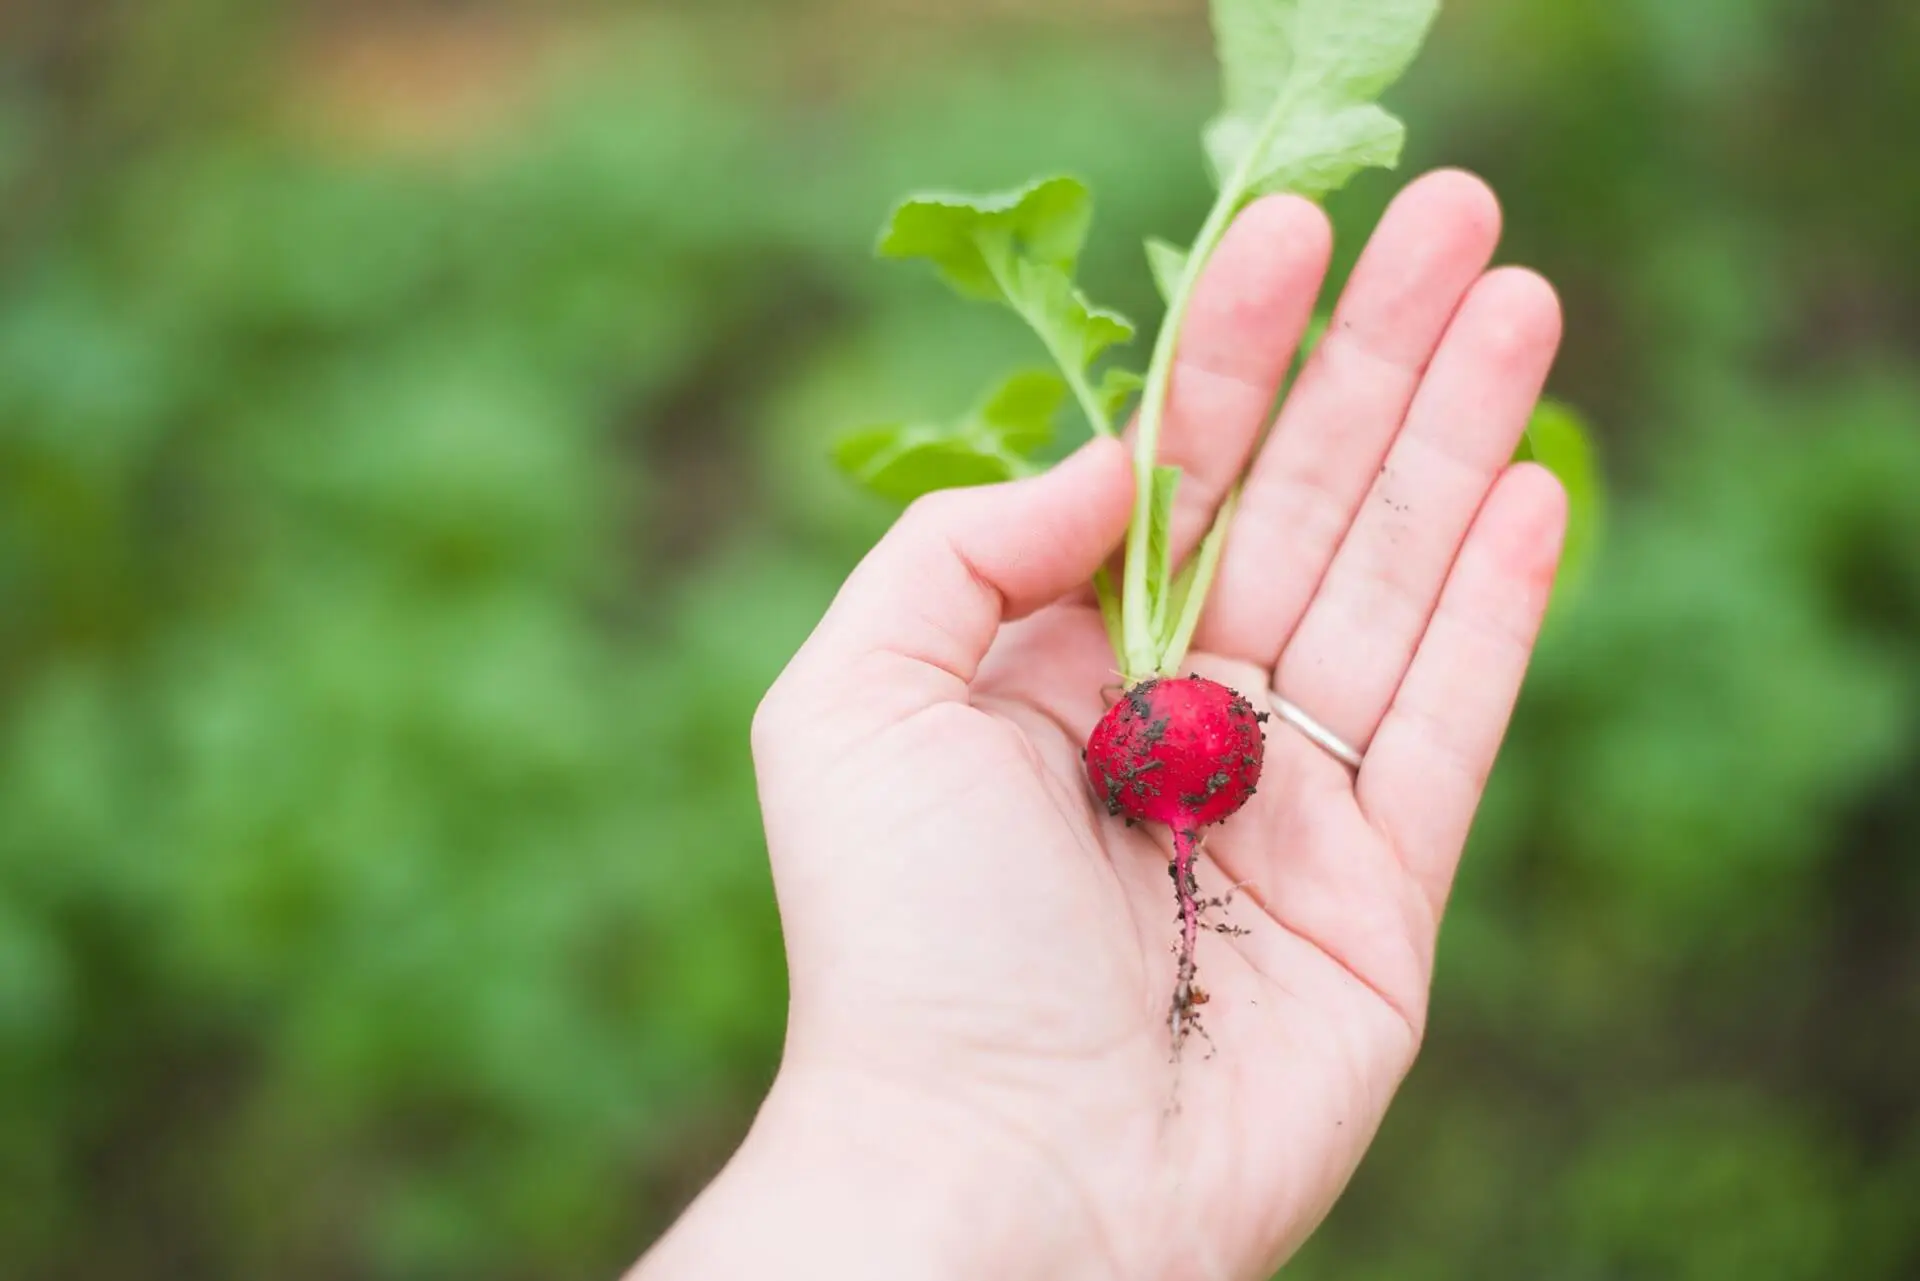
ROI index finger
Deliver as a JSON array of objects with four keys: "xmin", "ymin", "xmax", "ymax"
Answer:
[{"xmin": 1136, "ymin": 193, "xmax": 1332, "ymax": 564}]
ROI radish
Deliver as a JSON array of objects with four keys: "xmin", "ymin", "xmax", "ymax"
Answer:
[{"xmin": 1085, "ymin": 675, "xmax": 1266, "ymax": 1040}]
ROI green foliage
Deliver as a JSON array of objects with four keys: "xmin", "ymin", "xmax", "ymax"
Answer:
[
  {"xmin": 874, "ymin": 177, "xmax": 1136, "ymax": 441},
  {"xmin": 1517, "ymin": 397, "xmax": 1603, "ymax": 595},
  {"xmin": 876, "ymin": 177, "xmax": 1097, "ymax": 302},
  {"xmin": 834, "ymin": 369, "xmax": 1066, "ymax": 502},
  {"xmin": 1097, "ymin": 366, "xmax": 1146, "ymax": 423},
  {"xmin": 1145, "ymin": 235, "xmax": 1189, "ymax": 305},
  {"xmin": 1205, "ymin": 0, "xmax": 1439, "ymax": 198},
  {"xmin": 844, "ymin": 0, "xmax": 1456, "ymax": 682},
  {"xmin": 1149, "ymin": 0, "xmax": 1441, "ymax": 310}
]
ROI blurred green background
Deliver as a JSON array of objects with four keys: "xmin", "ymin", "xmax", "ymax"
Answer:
[{"xmin": 1, "ymin": 1, "xmax": 1916, "ymax": 1278}]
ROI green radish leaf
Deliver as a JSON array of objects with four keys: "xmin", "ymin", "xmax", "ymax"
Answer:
[
  {"xmin": 834, "ymin": 369, "xmax": 1068, "ymax": 503},
  {"xmin": 992, "ymin": 256, "xmax": 1136, "ymax": 370},
  {"xmin": 1205, "ymin": 0, "xmax": 1440, "ymax": 200},
  {"xmin": 1146, "ymin": 237, "xmax": 1190, "ymax": 305},
  {"xmin": 1207, "ymin": 104, "xmax": 1405, "ymax": 201},
  {"xmin": 1515, "ymin": 397, "xmax": 1603, "ymax": 596},
  {"xmin": 1098, "ymin": 368, "xmax": 1145, "ymax": 423},
  {"xmin": 1144, "ymin": 464, "xmax": 1183, "ymax": 635},
  {"xmin": 877, "ymin": 176, "xmax": 1092, "ymax": 299},
  {"xmin": 878, "ymin": 176, "xmax": 1134, "ymax": 437},
  {"xmin": 979, "ymin": 368, "xmax": 1072, "ymax": 455},
  {"xmin": 834, "ymin": 431, "xmax": 1032, "ymax": 502}
]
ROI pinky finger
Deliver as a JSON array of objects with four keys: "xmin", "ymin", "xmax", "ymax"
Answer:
[{"xmin": 1356, "ymin": 463, "xmax": 1568, "ymax": 914}]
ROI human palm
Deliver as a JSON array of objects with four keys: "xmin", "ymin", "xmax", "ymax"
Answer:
[{"xmin": 736, "ymin": 172, "xmax": 1565, "ymax": 1281}]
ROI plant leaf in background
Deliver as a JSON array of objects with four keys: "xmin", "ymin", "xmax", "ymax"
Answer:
[
  {"xmin": 1517, "ymin": 397, "xmax": 1604, "ymax": 597},
  {"xmin": 833, "ymin": 369, "xmax": 1067, "ymax": 503},
  {"xmin": 1204, "ymin": 0, "xmax": 1441, "ymax": 200}
]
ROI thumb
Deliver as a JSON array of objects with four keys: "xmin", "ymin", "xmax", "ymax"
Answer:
[{"xmin": 784, "ymin": 437, "xmax": 1134, "ymax": 717}]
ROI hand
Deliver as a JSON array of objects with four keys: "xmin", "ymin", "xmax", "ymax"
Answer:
[{"xmin": 635, "ymin": 170, "xmax": 1566, "ymax": 1281}]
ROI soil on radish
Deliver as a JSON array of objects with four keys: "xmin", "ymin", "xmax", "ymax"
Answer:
[{"xmin": 1084, "ymin": 674, "xmax": 1266, "ymax": 1051}]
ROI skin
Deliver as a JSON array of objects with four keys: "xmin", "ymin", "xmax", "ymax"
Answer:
[{"xmin": 633, "ymin": 170, "xmax": 1567, "ymax": 1281}]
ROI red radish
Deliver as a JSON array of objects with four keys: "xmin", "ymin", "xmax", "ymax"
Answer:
[{"xmin": 1085, "ymin": 675, "xmax": 1266, "ymax": 1046}]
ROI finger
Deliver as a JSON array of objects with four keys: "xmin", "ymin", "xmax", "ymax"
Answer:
[
  {"xmin": 1198, "ymin": 169, "xmax": 1503, "ymax": 664},
  {"xmin": 1271, "ymin": 267, "xmax": 1563, "ymax": 753},
  {"xmin": 1357, "ymin": 463, "xmax": 1567, "ymax": 911},
  {"xmin": 776, "ymin": 438, "xmax": 1134, "ymax": 727},
  {"xmin": 1133, "ymin": 193, "xmax": 1332, "ymax": 563}
]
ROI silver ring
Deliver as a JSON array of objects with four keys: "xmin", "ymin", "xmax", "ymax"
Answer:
[{"xmin": 1267, "ymin": 691, "xmax": 1363, "ymax": 771}]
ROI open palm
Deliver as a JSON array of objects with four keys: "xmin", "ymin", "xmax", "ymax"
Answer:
[{"xmin": 744, "ymin": 172, "xmax": 1565, "ymax": 1281}]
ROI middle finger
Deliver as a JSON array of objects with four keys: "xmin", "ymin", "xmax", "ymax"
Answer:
[{"xmin": 1195, "ymin": 169, "xmax": 1503, "ymax": 665}]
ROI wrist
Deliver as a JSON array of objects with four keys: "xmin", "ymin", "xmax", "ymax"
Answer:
[{"xmin": 632, "ymin": 1062, "xmax": 1117, "ymax": 1281}]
